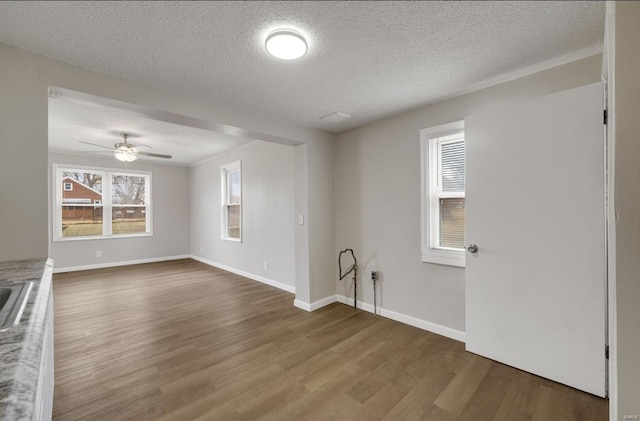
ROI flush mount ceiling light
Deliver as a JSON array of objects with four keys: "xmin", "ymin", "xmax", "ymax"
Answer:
[{"xmin": 265, "ymin": 29, "xmax": 308, "ymax": 60}]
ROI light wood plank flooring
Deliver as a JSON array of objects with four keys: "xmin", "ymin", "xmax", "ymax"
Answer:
[{"xmin": 52, "ymin": 259, "xmax": 608, "ymax": 420}]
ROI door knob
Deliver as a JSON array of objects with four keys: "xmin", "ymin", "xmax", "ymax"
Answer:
[{"xmin": 467, "ymin": 244, "xmax": 478, "ymax": 253}]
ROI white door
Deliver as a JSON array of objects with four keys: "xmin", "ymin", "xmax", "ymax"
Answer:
[{"xmin": 465, "ymin": 82, "xmax": 606, "ymax": 397}]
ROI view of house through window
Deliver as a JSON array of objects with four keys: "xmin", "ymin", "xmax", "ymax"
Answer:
[
  {"xmin": 221, "ymin": 161, "xmax": 241, "ymax": 241},
  {"xmin": 61, "ymin": 171, "xmax": 104, "ymax": 238},
  {"xmin": 54, "ymin": 165, "xmax": 151, "ymax": 240}
]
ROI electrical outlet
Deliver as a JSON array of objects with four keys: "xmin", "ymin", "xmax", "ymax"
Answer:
[
  {"xmin": 200, "ymin": 246, "xmax": 203, "ymax": 253},
  {"xmin": 264, "ymin": 261, "xmax": 268, "ymax": 271},
  {"xmin": 96, "ymin": 250, "xmax": 102, "ymax": 258},
  {"xmin": 371, "ymin": 271, "xmax": 378, "ymax": 281}
]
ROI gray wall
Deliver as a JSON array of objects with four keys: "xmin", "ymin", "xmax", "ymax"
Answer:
[
  {"xmin": 0, "ymin": 43, "xmax": 334, "ymax": 308},
  {"xmin": 0, "ymin": 46, "xmax": 49, "ymax": 260},
  {"xmin": 49, "ymin": 152, "xmax": 190, "ymax": 269},
  {"xmin": 306, "ymin": 139, "xmax": 336, "ymax": 304},
  {"xmin": 294, "ymin": 144, "xmax": 311, "ymax": 303},
  {"xmin": 190, "ymin": 141, "xmax": 296, "ymax": 289},
  {"xmin": 334, "ymin": 54, "xmax": 602, "ymax": 334},
  {"xmin": 614, "ymin": 1, "xmax": 640, "ymax": 417}
]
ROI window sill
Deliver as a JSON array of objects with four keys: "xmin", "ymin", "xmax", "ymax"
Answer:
[
  {"xmin": 221, "ymin": 237, "xmax": 242, "ymax": 243},
  {"xmin": 422, "ymin": 249, "xmax": 465, "ymax": 268},
  {"xmin": 53, "ymin": 232, "xmax": 153, "ymax": 242}
]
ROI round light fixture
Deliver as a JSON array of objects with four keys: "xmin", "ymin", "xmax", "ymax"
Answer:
[{"xmin": 265, "ymin": 29, "xmax": 308, "ymax": 60}]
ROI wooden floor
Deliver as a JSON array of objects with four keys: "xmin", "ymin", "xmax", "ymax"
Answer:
[{"xmin": 52, "ymin": 259, "xmax": 608, "ymax": 420}]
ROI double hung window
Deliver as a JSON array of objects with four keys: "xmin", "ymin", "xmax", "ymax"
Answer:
[
  {"xmin": 221, "ymin": 161, "xmax": 242, "ymax": 241},
  {"xmin": 421, "ymin": 121, "xmax": 466, "ymax": 267}
]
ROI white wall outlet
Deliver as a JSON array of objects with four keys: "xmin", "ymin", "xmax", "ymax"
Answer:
[
  {"xmin": 200, "ymin": 246, "xmax": 203, "ymax": 253},
  {"xmin": 298, "ymin": 214, "xmax": 304, "ymax": 225},
  {"xmin": 264, "ymin": 261, "xmax": 268, "ymax": 271},
  {"xmin": 96, "ymin": 250, "xmax": 102, "ymax": 258}
]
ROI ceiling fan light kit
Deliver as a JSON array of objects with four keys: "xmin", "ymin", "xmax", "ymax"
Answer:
[
  {"xmin": 79, "ymin": 132, "xmax": 172, "ymax": 162},
  {"xmin": 114, "ymin": 150, "xmax": 137, "ymax": 162}
]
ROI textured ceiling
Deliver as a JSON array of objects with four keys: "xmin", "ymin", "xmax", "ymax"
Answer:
[{"xmin": 0, "ymin": 1, "xmax": 604, "ymax": 136}]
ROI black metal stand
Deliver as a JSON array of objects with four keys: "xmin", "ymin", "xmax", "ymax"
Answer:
[{"xmin": 338, "ymin": 248, "xmax": 358, "ymax": 309}]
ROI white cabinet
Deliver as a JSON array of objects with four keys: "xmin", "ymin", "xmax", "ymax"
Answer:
[{"xmin": 33, "ymin": 295, "xmax": 54, "ymax": 421}]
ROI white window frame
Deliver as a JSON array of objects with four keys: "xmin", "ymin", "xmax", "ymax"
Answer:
[
  {"xmin": 221, "ymin": 160, "xmax": 242, "ymax": 242},
  {"xmin": 420, "ymin": 121, "xmax": 466, "ymax": 267},
  {"xmin": 52, "ymin": 164, "xmax": 153, "ymax": 241},
  {"xmin": 63, "ymin": 182, "xmax": 73, "ymax": 191}
]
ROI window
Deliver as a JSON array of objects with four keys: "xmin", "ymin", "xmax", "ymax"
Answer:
[
  {"xmin": 64, "ymin": 182, "xmax": 73, "ymax": 191},
  {"xmin": 111, "ymin": 173, "xmax": 149, "ymax": 235},
  {"xmin": 53, "ymin": 164, "xmax": 152, "ymax": 240},
  {"xmin": 420, "ymin": 121, "xmax": 465, "ymax": 267},
  {"xmin": 221, "ymin": 161, "xmax": 241, "ymax": 241}
]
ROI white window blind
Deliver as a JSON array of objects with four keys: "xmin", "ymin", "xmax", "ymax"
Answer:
[
  {"xmin": 435, "ymin": 137, "xmax": 465, "ymax": 249},
  {"xmin": 439, "ymin": 140, "xmax": 465, "ymax": 193}
]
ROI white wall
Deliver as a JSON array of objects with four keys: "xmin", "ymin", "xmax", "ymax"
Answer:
[
  {"xmin": 334, "ymin": 54, "xmax": 602, "ymax": 334},
  {"xmin": 190, "ymin": 141, "xmax": 296, "ymax": 289},
  {"xmin": 613, "ymin": 1, "xmax": 640, "ymax": 417},
  {"xmin": 48, "ymin": 152, "xmax": 190, "ymax": 269}
]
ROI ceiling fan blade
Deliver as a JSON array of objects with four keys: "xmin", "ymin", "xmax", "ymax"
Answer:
[
  {"xmin": 137, "ymin": 151, "xmax": 172, "ymax": 159},
  {"xmin": 79, "ymin": 140, "xmax": 116, "ymax": 150}
]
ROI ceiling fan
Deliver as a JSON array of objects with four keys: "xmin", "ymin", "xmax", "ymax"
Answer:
[{"xmin": 79, "ymin": 133, "xmax": 172, "ymax": 162}]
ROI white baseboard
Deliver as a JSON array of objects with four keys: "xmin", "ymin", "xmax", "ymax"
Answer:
[
  {"xmin": 336, "ymin": 294, "xmax": 466, "ymax": 343},
  {"xmin": 336, "ymin": 295, "xmax": 375, "ymax": 313},
  {"xmin": 190, "ymin": 255, "xmax": 295, "ymax": 294},
  {"xmin": 310, "ymin": 295, "xmax": 338, "ymax": 310},
  {"xmin": 293, "ymin": 299, "xmax": 311, "ymax": 311},
  {"xmin": 294, "ymin": 295, "xmax": 337, "ymax": 312},
  {"xmin": 53, "ymin": 255, "xmax": 191, "ymax": 273}
]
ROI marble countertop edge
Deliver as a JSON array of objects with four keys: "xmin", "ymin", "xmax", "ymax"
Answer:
[{"xmin": 0, "ymin": 258, "xmax": 54, "ymax": 420}]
